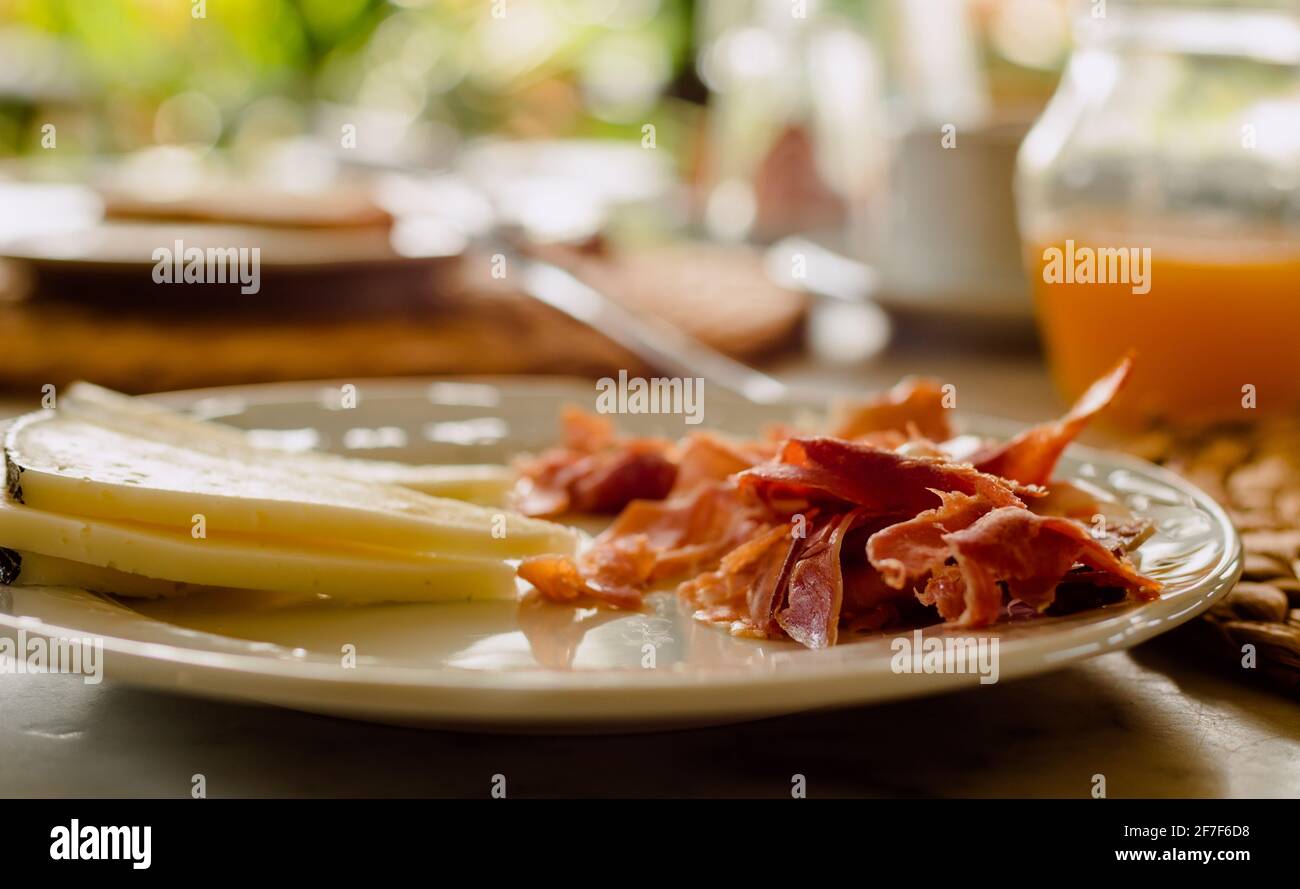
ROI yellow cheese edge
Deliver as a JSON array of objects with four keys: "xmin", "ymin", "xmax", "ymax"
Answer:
[
  {"xmin": 0, "ymin": 498, "xmax": 520, "ymax": 603},
  {"xmin": 62, "ymin": 382, "xmax": 515, "ymax": 505},
  {"xmin": 4, "ymin": 411, "xmax": 575, "ymax": 559}
]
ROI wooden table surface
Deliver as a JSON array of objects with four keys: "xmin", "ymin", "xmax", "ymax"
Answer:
[{"xmin": 2, "ymin": 340, "xmax": 1297, "ymax": 798}]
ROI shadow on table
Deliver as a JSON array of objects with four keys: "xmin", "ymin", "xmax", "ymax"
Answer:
[
  {"xmin": 61, "ymin": 651, "xmax": 1247, "ymax": 799},
  {"xmin": 1131, "ymin": 622, "xmax": 1300, "ymax": 705}
]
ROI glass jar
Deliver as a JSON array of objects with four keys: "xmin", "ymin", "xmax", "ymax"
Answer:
[{"xmin": 1017, "ymin": 0, "xmax": 1300, "ymax": 427}]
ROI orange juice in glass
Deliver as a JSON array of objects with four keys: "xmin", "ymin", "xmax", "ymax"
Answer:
[
  {"xmin": 1027, "ymin": 221, "xmax": 1300, "ymax": 426},
  {"xmin": 1017, "ymin": 2, "xmax": 1300, "ymax": 428}
]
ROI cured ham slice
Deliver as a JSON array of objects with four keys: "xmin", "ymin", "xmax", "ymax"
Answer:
[
  {"xmin": 680, "ymin": 510, "xmax": 912, "ymax": 643},
  {"xmin": 517, "ymin": 536, "xmax": 655, "ymax": 611},
  {"xmin": 604, "ymin": 482, "xmax": 772, "ymax": 580},
  {"xmin": 841, "ymin": 561, "xmax": 914, "ymax": 632},
  {"xmin": 941, "ymin": 506, "xmax": 1161, "ymax": 626},
  {"xmin": 678, "ymin": 523, "xmax": 797, "ymax": 633},
  {"xmin": 671, "ymin": 432, "xmax": 771, "ymax": 496},
  {"xmin": 972, "ymin": 354, "xmax": 1133, "ymax": 486},
  {"xmin": 917, "ymin": 563, "xmax": 967, "ymax": 622},
  {"xmin": 839, "ymin": 509, "xmax": 921, "ymax": 627},
  {"xmin": 866, "ymin": 491, "xmax": 996, "ymax": 589},
  {"xmin": 524, "ymin": 481, "xmax": 776, "ymax": 610},
  {"xmin": 776, "ymin": 509, "xmax": 861, "ymax": 648},
  {"xmin": 738, "ymin": 437, "xmax": 1028, "ymax": 515},
  {"xmin": 513, "ymin": 444, "xmax": 676, "ymax": 516},
  {"xmin": 514, "ymin": 410, "xmax": 775, "ymax": 516},
  {"xmin": 515, "ymin": 361, "xmax": 1160, "ymax": 649},
  {"xmin": 513, "ymin": 407, "xmax": 677, "ymax": 516},
  {"xmin": 829, "ymin": 377, "xmax": 952, "ymax": 442}
]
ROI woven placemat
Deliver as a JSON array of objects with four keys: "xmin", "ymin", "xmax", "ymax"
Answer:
[{"xmin": 1127, "ymin": 421, "xmax": 1300, "ymax": 696}]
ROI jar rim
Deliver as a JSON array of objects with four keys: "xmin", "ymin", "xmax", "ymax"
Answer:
[{"xmin": 1071, "ymin": 1, "xmax": 1300, "ymax": 64}]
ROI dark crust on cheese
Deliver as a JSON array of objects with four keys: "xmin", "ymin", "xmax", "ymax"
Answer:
[
  {"xmin": 0, "ymin": 547, "xmax": 20, "ymax": 585},
  {"xmin": 3, "ymin": 414, "xmax": 27, "ymax": 503},
  {"xmin": 4, "ymin": 460, "xmax": 22, "ymax": 504}
]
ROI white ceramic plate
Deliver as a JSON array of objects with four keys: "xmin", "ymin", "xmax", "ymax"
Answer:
[{"xmin": 0, "ymin": 378, "xmax": 1240, "ymax": 731}]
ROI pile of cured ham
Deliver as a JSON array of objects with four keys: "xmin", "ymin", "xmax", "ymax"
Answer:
[{"xmin": 511, "ymin": 357, "xmax": 1161, "ymax": 649}]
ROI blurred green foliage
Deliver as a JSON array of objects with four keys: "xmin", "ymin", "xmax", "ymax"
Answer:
[{"xmin": 0, "ymin": 0, "xmax": 694, "ymax": 156}]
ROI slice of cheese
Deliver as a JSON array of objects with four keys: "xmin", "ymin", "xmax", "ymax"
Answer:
[
  {"xmin": 61, "ymin": 382, "xmax": 513, "ymax": 504},
  {"xmin": 5, "ymin": 550, "xmax": 240, "ymax": 599},
  {"xmin": 0, "ymin": 498, "xmax": 519, "ymax": 602},
  {"xmin": 4, "ymin": 412, "xmax": 575, "ymax": 559}
]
